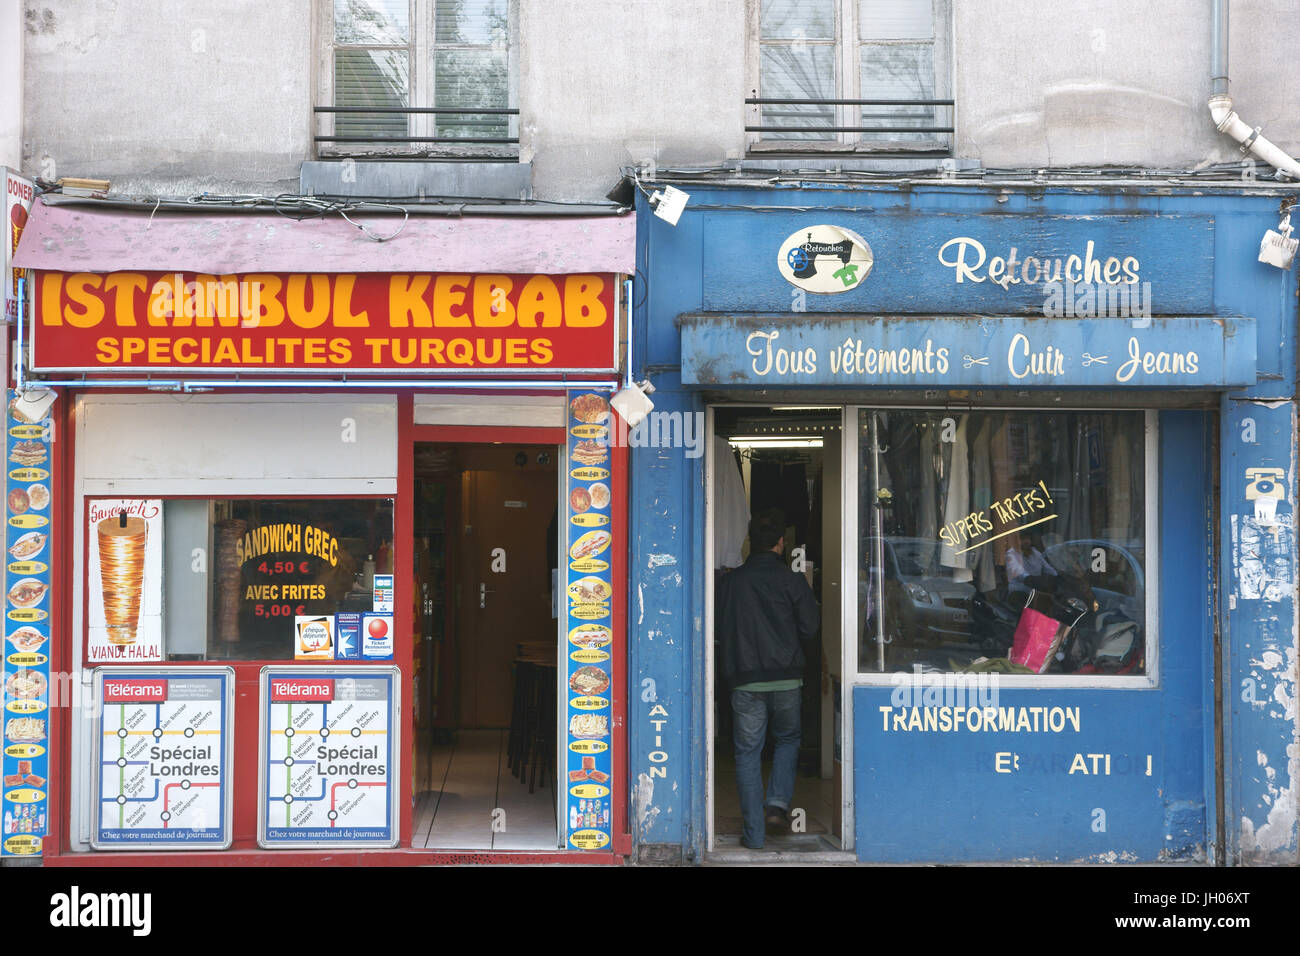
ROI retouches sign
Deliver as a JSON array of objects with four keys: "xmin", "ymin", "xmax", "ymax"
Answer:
[
  {"xmin": 937, "ymin": 236, "xmax": 1142, "ymax": 290},
  {"xmin": 777, "ymin": 227, "xmax": 1145, "ymax": 296}
]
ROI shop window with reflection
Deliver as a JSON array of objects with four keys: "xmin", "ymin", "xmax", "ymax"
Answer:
[
  {"xmin": 857, "ymin": 411, "xmax": 1147, "ymax": 675},
  {"xmin": 157, "ymin": 498, "xmax": 394, "ymax": 662}
]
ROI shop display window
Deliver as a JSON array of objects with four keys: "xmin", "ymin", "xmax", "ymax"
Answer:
[
  {"xmin": 88, "ymin": 497, "xmax": 394, "ymax": 662},
  {"xmin": 857, "ymin": 410, "xmax": 1148, "ymax": 676}
]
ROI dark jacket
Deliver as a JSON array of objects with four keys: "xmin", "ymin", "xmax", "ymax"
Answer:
[{"xmin": 718, "ymin": 550, "xmax": 821, "ymax": 687}]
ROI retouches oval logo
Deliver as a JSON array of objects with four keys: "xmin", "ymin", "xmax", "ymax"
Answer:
[{"xmin": 777, "ymin": 225, "xmax": 874, "ymax": 294}]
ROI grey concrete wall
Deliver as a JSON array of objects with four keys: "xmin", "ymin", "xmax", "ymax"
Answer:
[
  {"xmin": 519, "ymin": 0, "xmax": 746, "ymax": 201},
  {"xmin": 957, "ymin": 0, "xmax": 1300, "ymax": 172},
  {"xmin": 1, "ymin": 2, "xmax": 22, "ymax": 170},
  {"xmin": 17, "ymin": 0, "xmax": 1300, "ymax": 202},
  {"xmin": 21, "ymin": 0, "xmax": 311, "ymax": 194}
]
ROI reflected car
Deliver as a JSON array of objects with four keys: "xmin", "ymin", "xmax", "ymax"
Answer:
[{"xmin": 861, "ymin": 537, "xmax": 977, "ymax": 649}]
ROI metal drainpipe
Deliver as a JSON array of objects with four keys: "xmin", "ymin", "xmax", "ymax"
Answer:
[
  {"xmin": 1211, "ymin": 0, "xmax": 1229, "ymax": 97},
  {"xmin": 1208, "ymin": 0, "xmax": 1300, "ymax": 180}
]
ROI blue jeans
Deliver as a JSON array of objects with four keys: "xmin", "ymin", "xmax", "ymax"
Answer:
[{"xmin": 731, "ymin": 687, "xmax": 801, "ymax": 849}]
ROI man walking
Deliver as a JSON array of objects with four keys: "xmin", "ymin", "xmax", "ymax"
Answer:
[{"xmin": 717, "ymin": 508, "xmax": 821, "ymax": 850}]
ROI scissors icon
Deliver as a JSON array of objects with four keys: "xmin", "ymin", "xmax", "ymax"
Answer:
[
  {"xmin": 1081, "ymin": 353, "xmax": 1108, "ymax": 366},
  {"xmin": 962, "ymin": 354, "xmax": 990, "ymax": 368}
]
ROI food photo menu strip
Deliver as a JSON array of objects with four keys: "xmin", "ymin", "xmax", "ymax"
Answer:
[
  {"xmin": 1, "ymin": 390, "xmax": 54, "ymax": 856},
  {"xmin": 564, "ymin": 390, "xmax": 614, "ymax": 850}
]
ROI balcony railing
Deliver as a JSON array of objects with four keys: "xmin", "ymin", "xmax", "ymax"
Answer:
[
  {"xmin": 745, "ymin": 96, "xmax": 954, "ymax": 147},
  {"xmin": 313, "ymin": 106, "xmax": 520, "ymax": 147}
]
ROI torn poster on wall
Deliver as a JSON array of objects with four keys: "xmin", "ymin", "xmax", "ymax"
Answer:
[{"xmin": 1230, "ymin": 515, "xmax": 1295, "ymax": 601}]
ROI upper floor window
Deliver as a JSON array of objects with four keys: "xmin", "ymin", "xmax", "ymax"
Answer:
[
  {"xmin": 749, "ymin": 0, "xmax": 952, "ymax": 153},
  {"xmin": 316, "ymin": 0, "xmax": 518, "ymax": 158}
]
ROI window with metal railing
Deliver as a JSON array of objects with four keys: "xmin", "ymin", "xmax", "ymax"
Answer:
[
  {"xmin": 316, "ymin": 0, "xmax": 519, "ymax": 159},
  {"xmin": 748, "ymin": 0, "xmax": 953, "ymax": 153}
]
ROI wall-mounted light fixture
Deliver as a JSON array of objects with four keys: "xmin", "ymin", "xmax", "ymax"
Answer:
[
  {"xmin": 649, "ymin": 185, "xmax": 689, "ymax": 226},
  {"xmin": 1259, "ymin": 209, "xmax": 1297, "ymax": 269},
  {"xmin": 610, "ymin": 379, "xmax": 656, "ymax": 427},
  {"xmin": 11, "ymin": 388, "xmax": 56, "ymax": 422},
  {"xmin": 728, "ymin": 437, "xmax": 824, "ymax": 450}
]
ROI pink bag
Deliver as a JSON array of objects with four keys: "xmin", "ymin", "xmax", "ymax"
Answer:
[{"xmin": 1009, "ymin": 601, "xmax": 1066, "ymax": 673}]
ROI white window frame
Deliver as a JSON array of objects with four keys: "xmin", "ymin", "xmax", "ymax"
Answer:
[
  {"xmin": 313, "ymin": 0, "xmax": 519, "ymax": 160},
  {"xmin": 745, "ymin": 0, "xmax": 954, "ymax": 154}
]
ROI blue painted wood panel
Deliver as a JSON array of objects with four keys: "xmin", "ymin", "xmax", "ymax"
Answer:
[{"xmin": 853, "ymin": 410, "xmax": 1212, "ymax": 862}]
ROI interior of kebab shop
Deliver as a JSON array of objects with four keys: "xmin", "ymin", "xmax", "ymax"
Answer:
[{"xmin": 0, "ymin": 192, "xmax": 634, "ymax": 863}]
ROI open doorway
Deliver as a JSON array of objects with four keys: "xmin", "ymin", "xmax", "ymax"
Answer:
[
  {"xmin": 710, "ymin": 407, "xmax": 845, "ymax": 853},
  {"xmin": 411, "ymin": 441, "xmax": 561, "ymax": 850}
]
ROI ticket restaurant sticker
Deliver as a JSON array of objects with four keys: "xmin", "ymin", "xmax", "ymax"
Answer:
[
  {"xmin": 2, "ymin": 388, "xmax": 54, "ymax": 856},
  {"xmin": 564, "ymin": 390, "xmax": 614, "ymax": 850},
  {"xmin": 91, "ymin": 667, "xmax": 235, "ymax": 850},
  {"xmin": 257, "ymin": 666, "xmax": 400, "ymax": 849}
]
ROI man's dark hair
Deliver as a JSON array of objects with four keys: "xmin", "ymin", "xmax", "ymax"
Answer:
[{"xmin": 749, "ymin": 508, "xmax": 786, "ymax": 552}]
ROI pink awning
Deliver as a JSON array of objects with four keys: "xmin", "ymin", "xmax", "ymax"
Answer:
[{"xmin": 12, "ymin": 199, "xmax": 635, "ymax": 275}]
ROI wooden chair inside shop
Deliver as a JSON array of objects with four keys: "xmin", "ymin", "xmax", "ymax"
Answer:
[{"xmin": 507, "ymin": 641, "xmax": 557, "ymax": 794}]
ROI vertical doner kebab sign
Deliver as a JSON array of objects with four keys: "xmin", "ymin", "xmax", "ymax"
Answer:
[
  {"xmin": 564, "ymin": 390, "xmax": 615, "ymax": 849},
  {"xmin": 3, "ymin": 169, "xmax": 34, "ymax": 324}
]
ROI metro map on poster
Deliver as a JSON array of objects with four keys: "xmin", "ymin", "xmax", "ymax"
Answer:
[
  {"xmin": 93, "ymin": 669, "xmax": 232, "ymax": 849},
  {"xmin": 260, "ymin": 667, "xmax": 398, "ymax": 847}
]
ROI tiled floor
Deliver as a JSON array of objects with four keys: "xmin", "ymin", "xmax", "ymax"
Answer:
[
  {"xmin": 413, "ymin": 729, "xmax": 558, "ymax": 850},
  {"xmin": 713, "ymin": 742, "xmax": 841, "ymax": 851}
]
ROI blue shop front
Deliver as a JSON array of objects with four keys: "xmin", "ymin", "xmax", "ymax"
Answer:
[{"xmin": 627, "ymin": 180, "xmax": 1299, "ymax": 865}]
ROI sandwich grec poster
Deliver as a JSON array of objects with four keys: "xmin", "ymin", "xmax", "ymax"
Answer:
[
  {"xmin": 564, "ymin": 390, "xmax": 614, "ymax": 849},
  {"xmin": 2, "ymin": 389, "xmax": 53, "ymax": 856},
  {"xmin": 86, "ymin": 498, "xmax": 164, "ymax": 663}
]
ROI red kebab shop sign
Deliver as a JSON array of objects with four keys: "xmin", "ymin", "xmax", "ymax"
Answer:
[{"xmin": 30, "ymin": 272, "xmax": 617, "ymax": 374}]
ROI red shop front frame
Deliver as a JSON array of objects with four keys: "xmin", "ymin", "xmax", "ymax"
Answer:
[{"xmin": 45, "ymin": 390, "xmax": 630, "ymax": 865}]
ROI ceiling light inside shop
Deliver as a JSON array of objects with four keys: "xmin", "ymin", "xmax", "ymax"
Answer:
[{"xmin": 728, "ymin": 437, "xmax": 824, "ymax": 449}]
